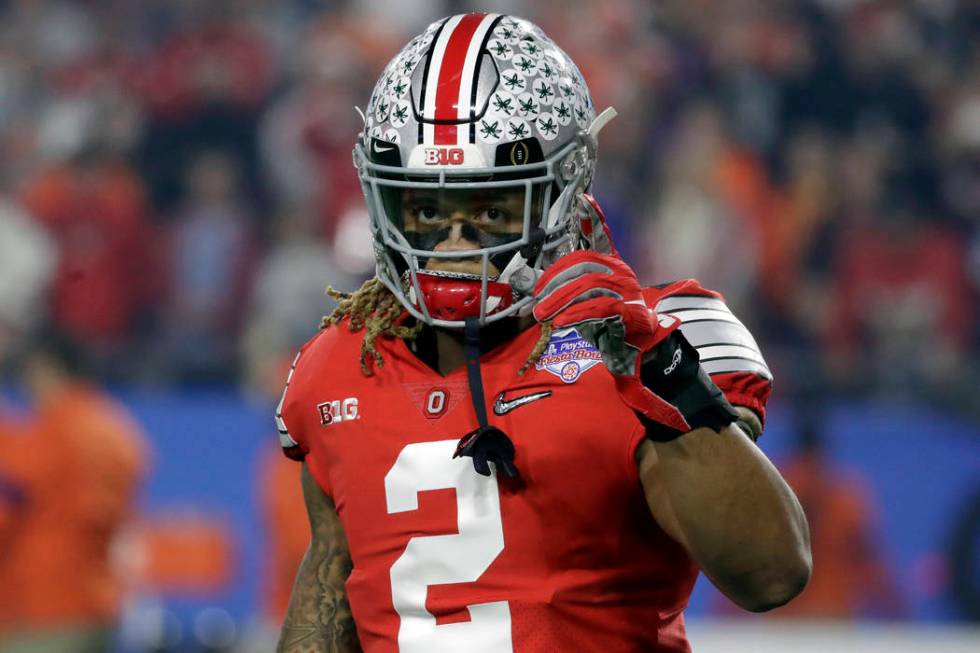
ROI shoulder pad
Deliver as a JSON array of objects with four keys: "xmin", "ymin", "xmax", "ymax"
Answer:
[
  {"xmin": 647, "ymin": 279, "xmax": 773, "ymax": 428},
  {"xmin": 645, "ymin": 279, "xmax": 771, "ymax": 381},
  {"xmin": 653, "ymin": 279, "xmax": 772, "ymax": 381}
]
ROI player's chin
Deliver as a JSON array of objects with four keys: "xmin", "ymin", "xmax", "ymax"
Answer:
[{"xmin": 425, "ymin": 259, "xmax": 502, "ymax": 278}]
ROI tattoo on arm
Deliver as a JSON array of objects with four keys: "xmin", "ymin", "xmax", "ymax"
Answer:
[{"xmin": 277, "ymin": 465, "xmax": 361, "ymax": 653}]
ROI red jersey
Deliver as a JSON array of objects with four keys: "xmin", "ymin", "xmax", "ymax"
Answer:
[{"xmin": 277, "ymin": 281, "xmax": 770, "ymax": 653}]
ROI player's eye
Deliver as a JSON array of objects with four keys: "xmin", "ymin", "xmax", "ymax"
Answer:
[
  {"xmin": 472, "ymin": 205, "xmax": 521, "ymax": 233},
  {"xmin": 413, "ymin": 206, "xmax": 442, "ymax": 223},
  {"xmin": 478, "ymin": 207, "xmax": 509, "ymax": 224}
]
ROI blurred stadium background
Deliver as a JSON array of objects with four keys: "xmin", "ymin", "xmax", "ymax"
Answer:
[{"xmin": 0, "ymin": 0, "xmax": 979, "ymax": 651}]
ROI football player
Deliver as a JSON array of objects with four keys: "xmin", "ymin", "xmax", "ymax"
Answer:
[{"xmin": 275, "ymin": 14, "xmax": 810, "ymax": 653}]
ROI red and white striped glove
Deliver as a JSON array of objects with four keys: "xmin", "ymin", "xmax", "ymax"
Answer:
[{"xmin": 531, "ymin": 251, "xmax": 693, "ymax": 434}]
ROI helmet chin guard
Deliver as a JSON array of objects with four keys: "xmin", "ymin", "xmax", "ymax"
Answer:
[{"xmin": 410, "ymin": 271, "xmax": 514, "ymax": 322}]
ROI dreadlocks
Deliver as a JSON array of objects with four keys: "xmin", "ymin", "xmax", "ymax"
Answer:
[
  {"xmin": 519, "ymin": 320, "xmax": 552, "ymax": 375},
  {"xmin": 321, "ymin": 277, "xmax": 552, "ymax": 376},
  {"xmin": 322, "ymin": 277, "xmax": 421, "ymax": 376}
]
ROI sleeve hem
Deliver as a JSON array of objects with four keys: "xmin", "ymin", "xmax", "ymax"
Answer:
[
  {"xmin": 721, "ymin": 392, "xmax": 766, "ymax": 427},
  {"xmin": 305, "ymin": 452, "xmax": 334, "ymax": 499},
  {"xmin": 625, "ymin": 419, "xmax": 648, "ymax": 485}
]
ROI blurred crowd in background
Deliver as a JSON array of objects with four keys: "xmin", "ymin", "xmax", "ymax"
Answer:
[
  {"xmin": 1, "ymin": 0, "xmax": 979, "ymax": 651},
  {"xmin": 0, "ymin": 0, "xmax": 978, "ymax": 411}
]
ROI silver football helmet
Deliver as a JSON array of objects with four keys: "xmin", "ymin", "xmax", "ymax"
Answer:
[{"xmin": 354, "ymin": 13, "xmax": 613, "ymax": 327}]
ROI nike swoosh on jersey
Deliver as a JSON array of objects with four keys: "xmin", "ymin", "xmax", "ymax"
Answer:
[
  {"xmin": 493, "ymin": 390, "xmax": 553, "ymax": 415},
  {"xmin": 373, "ymin": 142, "xmax": 396, "ymax": 153}
]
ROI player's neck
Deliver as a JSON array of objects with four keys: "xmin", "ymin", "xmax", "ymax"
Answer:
[
  {"xmin": 413, "ymin": 318, "xmax": 530, "ymax": 376},
  {"xmin": 434, "ymin": 329, "xmax": 467, "ymax": 375}
]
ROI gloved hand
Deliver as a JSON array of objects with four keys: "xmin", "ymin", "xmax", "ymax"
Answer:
[
  {"xmin": 530, "ymin": 250, "xmax": 693, "ymax": 434},
  {"xmin": 530, "ymin": 250, "xmax": 739, "ymax": 440}
]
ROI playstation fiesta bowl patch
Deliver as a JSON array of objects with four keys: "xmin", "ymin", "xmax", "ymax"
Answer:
[{"xmin": 535, "ymin": 327, "xmax": 603, "ymax": 383}]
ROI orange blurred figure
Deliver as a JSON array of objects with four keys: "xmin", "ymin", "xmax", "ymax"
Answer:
[
  {"xmin": 248, "ymin": 348, "xmax": 310, "ymax": 627},
  {"xmin": 257, "ymin": 444, "xmax": 309, "ymax": 624},
  {"xmin": 0, "ymin": 330, "xmax": 150, "ymax": 653},
  {"xmin": 775, "ymin": 421, "xmax": 903, "ymax": 619}
]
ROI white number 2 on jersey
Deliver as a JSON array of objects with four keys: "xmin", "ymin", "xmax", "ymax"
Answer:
[{"xmin": 384, "ymin": 440, "xmax": 513, "ymax": 652}]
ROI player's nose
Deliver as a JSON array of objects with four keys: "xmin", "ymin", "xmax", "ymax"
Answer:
[{"xmin": 435, "ymin": 221, "xmax": 479, "ymax": 251}]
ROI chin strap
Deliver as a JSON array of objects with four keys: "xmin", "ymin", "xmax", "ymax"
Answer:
[
  {"xmin": 453, "ymin": 317, "xmax": 520, "ymax": 478},
  {"xmin": 498, "ymin": 227, "xmax": 545, "ymax": 298}
]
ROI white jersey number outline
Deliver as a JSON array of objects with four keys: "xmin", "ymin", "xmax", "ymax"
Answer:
[{"xmin": 384, "ymin": 439, "xmax": 513, "ymax": 652}]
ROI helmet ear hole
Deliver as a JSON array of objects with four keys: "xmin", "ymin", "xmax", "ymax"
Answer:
[
  {"xmin": 559, "ymin": 145, "xmax": 592, "ymax": 188},
  {"xmin": 559, "ymin": 152, "xmax": 579, "ymax": 183}
]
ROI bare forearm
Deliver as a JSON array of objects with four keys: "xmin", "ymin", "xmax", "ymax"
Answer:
[
  {"xmin": 278, "ymin": 464, "xmax": 361, "ymax": 653},
  {"xmin": 640, "ymin": 425, "xmax": 811, "ymax": 611},
  {"xmin": 277, "ymin": 543, "xmax": 361, "ymax": 652}
]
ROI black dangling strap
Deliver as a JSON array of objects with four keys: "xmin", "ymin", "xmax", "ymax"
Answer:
[
  {"xmin": 464, "ymin": 317, "xmax": 490, "ymax": 429},
  {"xmin": 453, "ymin": 317, "xmax": 520, "ymax": 478}
]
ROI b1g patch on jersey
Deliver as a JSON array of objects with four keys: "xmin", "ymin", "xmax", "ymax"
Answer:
[
  {"xmin": 317, "ymin": 397, "xmax": 360, "ymax": 426},
  {"xmin": 535, "ymin": 327, "xmax": 603, "ymax": 383}
]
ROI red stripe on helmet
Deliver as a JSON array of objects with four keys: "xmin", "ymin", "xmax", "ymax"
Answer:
[{"xmin": 433, "ymin": 13, "xmax": 486, "ymax": 145}]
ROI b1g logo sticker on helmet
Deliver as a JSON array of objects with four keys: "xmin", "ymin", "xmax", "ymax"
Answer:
[
  {"xmin": 535, "ymin": 328, "xmax": 604, "ymax": 383},
  {"xmin": 408, "ymin": 143, "xmax": 485, "ymax": 167},
  {"xmin": 424, "ymin": 147, "xmax": 465, "ymax": 165}
]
